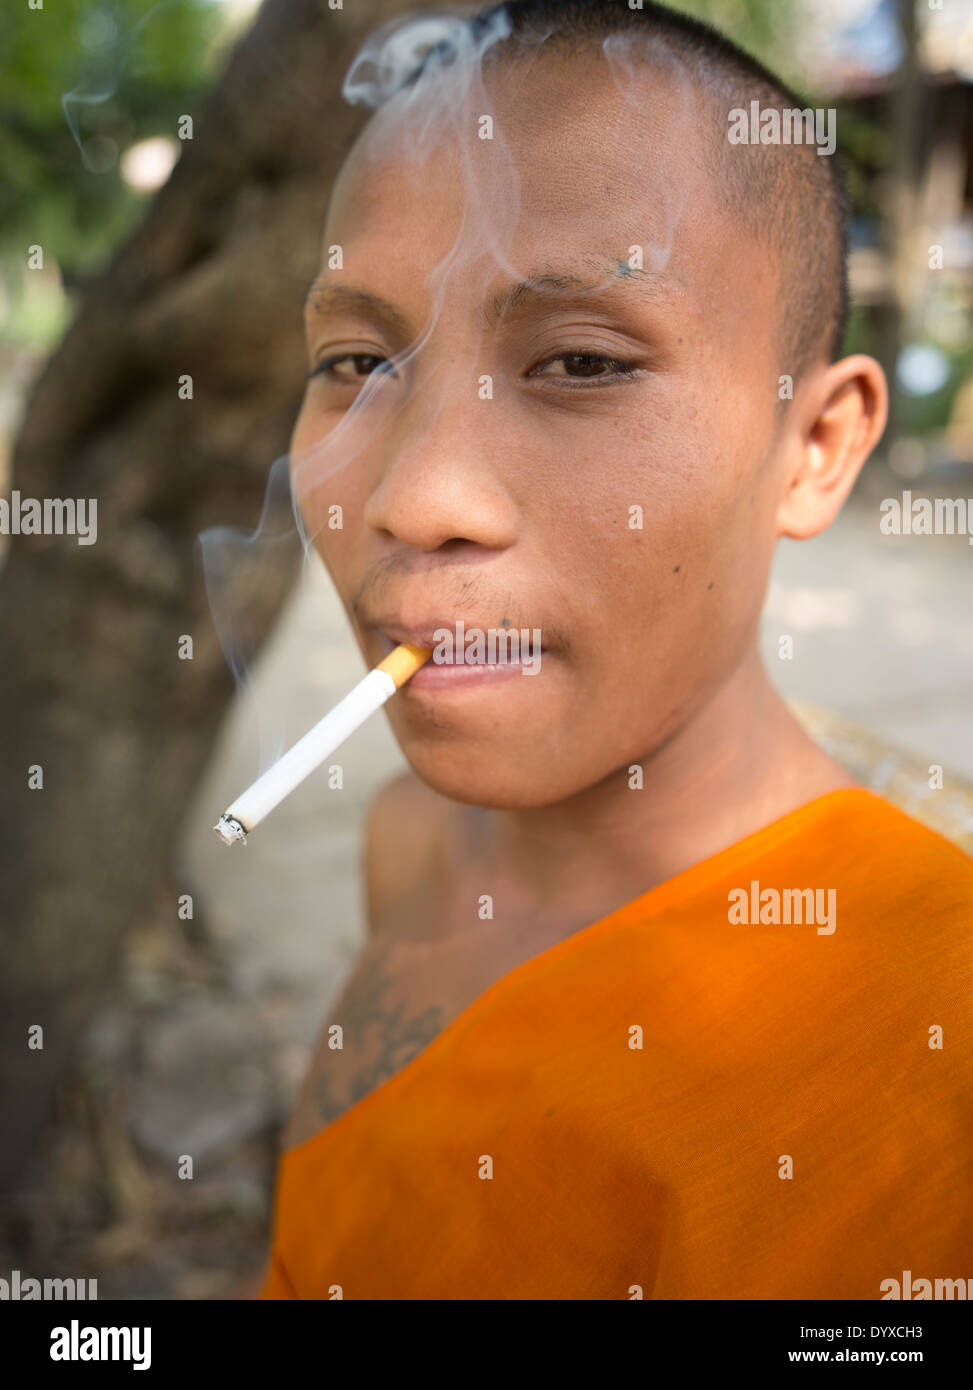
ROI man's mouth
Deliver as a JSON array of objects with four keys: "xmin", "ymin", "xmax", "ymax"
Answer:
[
  {"xmin": 371, "ymin": 617, "xmax": 549, "ymax": 690},
  {"xmin": 375, "ymin": 620, "xmax": 545, "ymax": 654}
]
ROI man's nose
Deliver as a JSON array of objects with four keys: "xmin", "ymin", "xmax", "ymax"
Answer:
[{"xmin": 362, "ymin": 381, "xmax": 518, "ymax": 552}]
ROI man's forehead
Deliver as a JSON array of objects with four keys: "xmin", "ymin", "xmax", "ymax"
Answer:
[
  {"xmin": 317, "ymin": 51, "xmax": 778, "ymax": 343},
  {"xmin": 327, "ymin": 46, "xmax": 712, "ymax": 235},
  {"xmin": 324, "ymin": 152, "xmax": 716, "ymax": 313}
]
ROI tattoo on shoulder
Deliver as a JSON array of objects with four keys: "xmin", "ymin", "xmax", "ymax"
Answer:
[{"xmin": 287, "ymin": 947, "xmax": 446, "ymax": 1145}]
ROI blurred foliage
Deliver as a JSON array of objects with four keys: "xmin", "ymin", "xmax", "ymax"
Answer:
[
  {"xmin": 674, "ymin": 0, "xmax": 802, "ymax": 87},
  {"xmin": 0, "ymin": 0, "xmax": 234, "ymax": 343},
  {"xmin": 833, "ymin": 109, "xmax": 890, "ymax": 224},
  {"xmin": 898, "ymin": 339, "xmax": 973, "ymax": 436}
]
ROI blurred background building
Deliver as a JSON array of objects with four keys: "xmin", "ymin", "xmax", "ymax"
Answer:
[{"xmin": 1, "ymin": 0, "xmax": 971, "ymax": 1297}]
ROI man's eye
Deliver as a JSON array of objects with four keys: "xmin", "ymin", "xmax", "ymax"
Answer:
[
  {"xmin": 306, "ymin": 349, "xmax": 637, "ymax": 387},
  {"xmin": 307, "ymin": 353, "xmax": 396, "ymax": 383},
  {"xmin": 528, "ymin": 351, "xmax": 638, "ymax": 381}
]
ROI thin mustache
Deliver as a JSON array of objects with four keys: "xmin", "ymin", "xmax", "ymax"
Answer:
[
  {"xmin": 351, "ymin": 561, "xmax": 494, "ymax": 629},
  {"xmin": 349, "ymin": 570, "xmax": 571, "ymax": 655},
  {"xmin": 351, "ymin": 551, "xmax": 487, "ymax": 610}
]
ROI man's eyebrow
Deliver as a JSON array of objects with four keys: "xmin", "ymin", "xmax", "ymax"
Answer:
[
  {"xmin": 303, "ymin": 281, "xmax": 413, "ymax": 337},
  {"xmin": 480, "ymin": 262, "xmax": 681, "ymax": 329},
  {"xmin": 303, "ymin": 261, "xmax": 682, "ymax": 337}
]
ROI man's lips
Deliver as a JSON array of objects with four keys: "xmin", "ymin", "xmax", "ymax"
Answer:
[
  {"xmin": 374, "ymin": 620, "xmax": 459, "ymax": 653},
  {"xmin": 369, "ymin": 616, "xmax": 550, "ymax": 691},
  {"xmin": 372, "ymin": 619, "xmax": 548, "ymax": 660}
]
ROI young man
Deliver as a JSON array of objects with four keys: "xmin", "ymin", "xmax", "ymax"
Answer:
[{"xmin": 258, "ymin": 0, "xmax": 972, "ymax": 1298}]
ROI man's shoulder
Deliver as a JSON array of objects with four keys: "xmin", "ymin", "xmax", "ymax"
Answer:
[
  {"xmin": 821, "ymin": 789, "xmax": 973, "ymax": 958},
  {"xmin": 848, "ymin": 788, "xmax": 973, "ymax": 884}
]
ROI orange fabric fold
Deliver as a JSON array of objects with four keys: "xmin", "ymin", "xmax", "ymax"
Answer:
[{"xmin": 259, "ymin": 788, "xmax": 973, "ymax": 1299}]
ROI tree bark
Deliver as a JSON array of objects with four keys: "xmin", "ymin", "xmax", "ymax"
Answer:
[{"xmin": 0, "ymin": 0, "xmax": 414, "ymax": 1189}]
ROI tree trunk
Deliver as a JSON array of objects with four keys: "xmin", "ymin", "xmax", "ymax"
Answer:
[{"xmin": 0, "ymin": 0, "xmax": 413, "ymax": 1190}]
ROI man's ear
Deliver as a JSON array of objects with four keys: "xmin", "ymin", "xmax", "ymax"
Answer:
[{"xmin": 776, "ymin": 354, "xmax": 888, "ymax": 541}]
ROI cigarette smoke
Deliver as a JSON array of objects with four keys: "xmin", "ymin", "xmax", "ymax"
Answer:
[{"xmin": 60, "ymin": 0, "xmax": 185, "ymax": 173}]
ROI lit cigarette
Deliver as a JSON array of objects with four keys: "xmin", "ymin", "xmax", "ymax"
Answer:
[{"xmin": 213, "ymin": 643, "xmax": 432, "ymax": 845}]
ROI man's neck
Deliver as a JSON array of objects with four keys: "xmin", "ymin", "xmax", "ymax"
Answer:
[{"xmin": 462, "ymin": 648, "xmax": 856, "ymax": 926}]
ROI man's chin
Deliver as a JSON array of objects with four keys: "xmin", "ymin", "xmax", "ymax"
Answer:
[{"xmin": 397, "ymin": 744, "xmax": 586, "ymax": 812}]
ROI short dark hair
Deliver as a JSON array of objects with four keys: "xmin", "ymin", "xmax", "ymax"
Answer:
[{"xmin": 391, "ymin": 0, "xmax": 852, "ymax": 383}]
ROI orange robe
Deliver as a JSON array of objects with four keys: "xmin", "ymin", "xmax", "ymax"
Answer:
[{"xmin": 259, "ymin": 788, "xmax": 973, "ymax": 1299}]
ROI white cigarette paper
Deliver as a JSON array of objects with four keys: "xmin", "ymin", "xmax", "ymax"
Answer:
[{"xmin": 213, "ymin": 643, "xmax": 431, "ymax": 845}]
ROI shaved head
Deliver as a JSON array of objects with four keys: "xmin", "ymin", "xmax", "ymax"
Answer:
[{"xmin": 384, "ymin": 0, "xmax": 851, "ymax": 386}]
